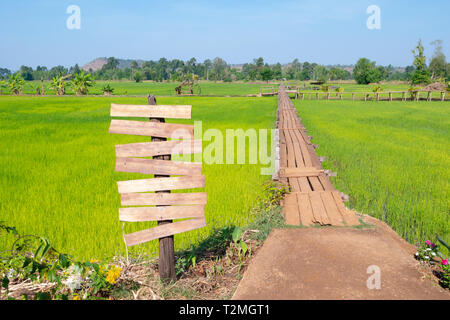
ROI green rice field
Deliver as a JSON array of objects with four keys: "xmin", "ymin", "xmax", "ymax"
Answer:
[
  {"xmin": 1, "ymin": 83, "xmax": 448, "ymax": 261},
  {"xmin": 7, "ymin": 80, "xmax": 270, "ymax": 97},
  {"xmin": 0, "ymin": 95, "xmax": 276, "ymax": 260},
  {"xmin": 3, "ymin": 80, "xmax": 414, "ymax": 97},
  {"xmin": 293, "ymin": 99, "xmax": 449, "ymax": 250}
]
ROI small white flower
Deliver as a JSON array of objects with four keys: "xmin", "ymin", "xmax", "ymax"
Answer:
[
  {"xmin": 62, "ymin": 265, "xmax": 82, "ymax": 290},
  {"xmin": 7, "ymin": 269, "xmax": 15, "ymax": 279},
  {"xmin": 424, "ymin": 256, "xmax": 430, "ymax": 259},
  {"xmin": 63, "ymin": 275, "xmax": 82, "ymax": 290}
]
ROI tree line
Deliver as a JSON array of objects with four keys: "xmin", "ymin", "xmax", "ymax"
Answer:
[{"xmin": 1, "ymin": 40, "xmax": 448, "ymax": 85}]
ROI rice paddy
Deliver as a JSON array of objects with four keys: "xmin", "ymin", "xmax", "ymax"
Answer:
[
  {"xmin": 293, "ymin": 99, "xmax": 449, "ymax": 250},
  {"xmin": 1, "ymin": 83, "xmax": 448, "ymax": 261},
  {"xmin": 0, "ymin": 95, "xmax": 277, "ymax": 260}
]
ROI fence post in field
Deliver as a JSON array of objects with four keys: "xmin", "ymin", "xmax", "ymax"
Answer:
[
  {"xmin": 441, "ymin": 91, "xmax": 445, "ymax": 101},
  {"xmin": 427, "ymin": 91, "xmax": 431, "ymax": 101},
  {"xmin": 109, "ymin": 96, "xmax": 206, "ymax": 283},
  {"xmin": 402, "ymin": 91, "xmax": 406, "ymax": 101},
  {"xmin": 364, "ymin": 93, "xmax": 367, "ymax": 101},
  {"xmin": 389, "ymin": 92, "xmax": 392, "ymax": 101},
  {"xmin": 148, "ymin": 95, "xmax": 176, "ymax": 281},
  {"xmin": 416, "ymin": 92, "xmax": 420, "ymax": 101}
]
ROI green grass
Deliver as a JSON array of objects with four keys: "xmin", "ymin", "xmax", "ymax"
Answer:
[
  {"xmin": 0, "ymin": 95, "xmax": 277, "ymax": 260},
  {"xmin": 6, "ymin": 80, "xmax": 415, "ymax": 97},
  {"xmin": 293, "ymin": 99, "xmax": 449, "ymax": 251},
  {"xmin": 5, "ymin": 80, "xmax": 272, "ymax": 97}
]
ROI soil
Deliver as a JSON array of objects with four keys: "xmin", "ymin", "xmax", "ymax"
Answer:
[{"xmin": 232, "ymin": 214, "xmax": 450, "ymax": 300}]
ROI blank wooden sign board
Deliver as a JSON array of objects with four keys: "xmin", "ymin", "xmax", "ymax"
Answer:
[{"xmin": 109, "ymin": 98, "xmax": 206, "ymax": 280}]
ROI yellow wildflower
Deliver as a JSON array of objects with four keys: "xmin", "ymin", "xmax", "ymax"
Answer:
[
  {"xmin": 73, "ymin": 295, "xmax": 82, "ymax": 300},
  {"xmin": 105, "ymin": 266, "xmax": 122, "ymax": 285}
]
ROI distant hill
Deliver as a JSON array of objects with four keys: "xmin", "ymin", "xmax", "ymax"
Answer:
[{"xmin": 82, "ymin": 58, "xmax": 145, "ymax": 72}]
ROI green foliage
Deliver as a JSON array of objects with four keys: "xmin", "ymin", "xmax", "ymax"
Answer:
[
  {"xmin": 0, "ymin": 221, "xmax": 123, "ymax": 299},
  {"xmin": 73, "ymin": 71, "xmax": 94, "ymax": 95},
  {"xmin": 133, "ymin": 71, "xmax": 143, "ymax": 83},
  {"xmin": 372, "ymin": 85, "xmax": 383, "ymax": 93},
  {"xmin": 313, "ymin": 65, "xmax": 329, "ymax": 83},
  {"xmin": 415, "ymin": 237, "xmax": 449, "ymax": 289},
  {"xmin": 353, "ymin": 58, "xmax": 381, "ymax": 84},
  {"xmin": 260, "ymin": 67, "xmax": 273, "ymax": 82},
  {"xmin": 101, "ymin": 84, "xmax": 114, "ymax": 95},
  {"xmin": 49, "ymin": 74, "xmax": 70, "ymax": 95},
  {"xmin": 411, "ymin": 39, "xmax": 431, "ymax": 85},
  {"xmin": 8, "ymin": 74, "xmax": 25, "ymax": 95}
]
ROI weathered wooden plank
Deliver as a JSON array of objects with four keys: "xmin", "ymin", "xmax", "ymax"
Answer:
[
  {"xmin": 320, "ymin": 192, "xmax": 345, "ymax": 226},
  {"xmin": 117, "ymin": 175, "xmax": 205, "ymax": 194},
  {"xmin": 332, "ymin": 191, "xmax": 360, "ymax": 226},
  {"xmin": 119, "ymin": 205, "xmax": 205, "ymax": 222},
  {"xmin": 109, "ymin": 119, "xmax": 194, "ymax": 139},
  {"xmin": 296, "ymin": 192, "xmax": 315, "ymax": 226},
  {"xmin": 317, "ymin": 173, "xmax": 335, "ymax": 191},
  {"xmin": 308, "ymin": 176, "xmax": 324, "ymax": 191},
  {"xmin": 309, "ymin": 192, "xmax": 330, "ymax": 225},
  {"xmin": 111, "ymin": 104, "xmax": 192, "ymax": 119},
  {"xmin": 283, "ymin": 193, "xmax": 300, "ymax": 225},
  {"xmin": 288, "ymin": 130, "xmax": 305, "ymax": 167},
  {"xmin": 115, "ymin": 140, "xmax": 202, "ymax": 158},
  {"xmin": 124, "ymin": 217, "xmax": 207, "ymax": 246},
  {"xmin": 298, "ymin": 177, "xmax": 312, "ymax": 192},
  {"xmin": 115, "ymin": 157, "xmax": 202, "ymax": 176},
  {"xmin": 288, "ymin": 177, "xmax": 301, "ymax": 192},
  {"xmin": 121, "ymin": 192, "xmax": 207, "ymax": 206},
  {"xmin": 284, "ymin": 130, "xmax": 296, "ymax": 168},
  {"xmin": 279, "ymin": 167, "xmax": 324, "ymax": 178}
]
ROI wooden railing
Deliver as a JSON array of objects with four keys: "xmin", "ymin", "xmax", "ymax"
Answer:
[{"xmin": 291, "ymin": 90, "xmax": 447, "ymax": 102}]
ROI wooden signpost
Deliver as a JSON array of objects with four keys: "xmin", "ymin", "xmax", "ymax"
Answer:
[{"xmin": 109, "ymin": 95, "xmax": 206, "ymax": 281}]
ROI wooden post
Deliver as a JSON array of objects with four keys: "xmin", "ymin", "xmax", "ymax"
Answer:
[
  {"xmin": 364, "ymin": 93, "xmax": 367, "ymax": 102},
  {"xmin": 416, "ymin": 92, "xmax": 420, "ymax": 101},
  {"xmin": 376, "ymin": 93, "xmax": 379, "ymax": 101},
  {"xmin": 302, "ymin": 93, "xmax": 305, "ymax": 100},
  {"xmin": 402, "ymin": 91, "xmax": 406, "ymax": 101},
  {"xmin": 340, "ymin": 93, "xmax": 343, "ymax": 100},
  {"xmin": 441, "ymin": 91, "xmax": 445, "ymax": 102},
  {"xmin": 316, "ymin": 93, "xmax": 319, "ymax": 100},
  {"xmin": 427, "ymin": 91, "xmax": 431, "ymax": 101},
  {"xmin": 148, "ymin": 94, "xmax": 176, "ymax": 282},
  {"xmin": 389, "ymin": 92, "xmax": 392, "ymax": 101}
]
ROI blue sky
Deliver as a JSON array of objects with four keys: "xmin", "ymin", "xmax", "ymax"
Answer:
[{"xmin": 0, "ymin": 0, "xmax": 449, "ymax": 70}]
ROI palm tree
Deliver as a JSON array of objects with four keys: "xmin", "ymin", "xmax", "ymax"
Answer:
[
  {"xmin": 8, "ymin": 74, "xmax": 25, "ymax": 95},
  {"xmin": 72, "ymin": 71, "xmax": 94, "ymax": 95}
]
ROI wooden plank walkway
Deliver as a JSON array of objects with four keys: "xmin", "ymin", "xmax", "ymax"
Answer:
[{"xmin": 276, "ymin": 86, "xmax": 360, "ymax": 227}]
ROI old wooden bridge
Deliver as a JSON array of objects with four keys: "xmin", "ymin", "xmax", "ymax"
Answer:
[{"xmin": 275, "ymin": 86, "xmax": 360, "ymax": 226}]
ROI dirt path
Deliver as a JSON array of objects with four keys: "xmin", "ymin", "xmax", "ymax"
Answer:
[{"xmin": 233, "ymin": 215, "xmax": 449, "ymax": 300}]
